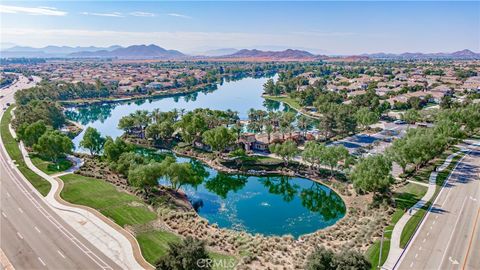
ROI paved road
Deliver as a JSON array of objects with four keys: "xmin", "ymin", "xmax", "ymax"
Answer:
[
  {"xmin": 397, "ymin": 141, "xmax": 480, "ymax": 270},
  {"xmin": 0, "ymin": 75, "xmax": 121, "ymax": 270}
]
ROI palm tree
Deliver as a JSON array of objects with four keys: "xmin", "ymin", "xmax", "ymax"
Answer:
[
  {"xmin": 132, "ymin": 110, "xmax": 150, "ymax": 138},
  {"xmin": 297, "ymin": 115, "xmax": 310, "ymax": 136},
  {"xmin": 151, "ymin": 108, "xmax": 162, "ymax": 124},
  {"xmin": 268, "ymin": 111, "xmax": 281, "ymax": 132},
  {"xmin": 265, "ymin": 124, "xmax": 274, "ymax": 143}
]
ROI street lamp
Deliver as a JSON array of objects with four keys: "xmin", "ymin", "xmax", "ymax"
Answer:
[{"xmin": 378, "ymin": 229, "xmax": 393, "ymax": 269}]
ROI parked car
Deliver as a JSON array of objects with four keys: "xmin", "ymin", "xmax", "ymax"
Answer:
[{"xmin": 393, "ymin": 119, "xmax": 406, "ymax": 125}]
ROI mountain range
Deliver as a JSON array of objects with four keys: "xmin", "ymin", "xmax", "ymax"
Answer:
[
  {"xmin": 363, "ymin": 49, "xmax": 480, "ymax": 60},
  {"xmin": 1, "ymin": 45, "xmax": 121, "ymax": 58},
  {"xmin": 69, "ymin": 44, "xmax": 185, "ymax": 59},
  {"xmin": 220, "ymin": 49, "xmax": 324, "ymax": 60},
  {"xmin": 1, "ymin": 44, "xmax": 479, "ymax": 60}
]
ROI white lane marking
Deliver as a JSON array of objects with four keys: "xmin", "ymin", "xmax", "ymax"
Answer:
[
  {"xmin": 6, "ymin": 192, "xmax": 10, "ymax": 197},
  {"xmin": 410, "ymin": 262, "xmax": 414, "ymax": 268},
  {"xmin": 57, "ymin": 250, "xmax": 66, "ymax": 259},
  {"xmin": 430, "ymin": 226, "xmax": 432, "ymax": 230},
  {"xmin": 16, "ymin": 232, "xmax": 23, "ymax": 240},
  {"xmin": 1, "ymin": 212, "xmax": 6, "ymax": 218},
  {"xmin": 433, "ymin": 221, "xmax": 436, "ymax": 225},
  {"xmin": 439, "ymin": 154, "xmax": 469, "ymax": 208},
  {"xmin": 38, "ymin": 257, "xmax": 46, "ymax": 266},
  {"xmin": 18, "ymin": 207, "xmax": 23, "ymax": 213},
  {"xmin": 415, "ymin": 253, "xmax": 418, "ymax": 258},
  {"xmin": 436, "ymin": 216, "xmax": 439, "ymax": 219},
  {"xmin": 419, "ymin": 247, "xmax": 422, "ymax": 251},
  {"xmin": 34, "ymin": 226, "xmax": 41, "ymax": 233},
  {"xmin": 422, "ymin": 238, "xmax": 426, "ymax": 243},
  {"xmin": 0, "ymin": 154, "xmax": 113, "ymax": 270},
  {"xmin": 440, "ymin": 197, "xmax": 468, "ymax": 266},
  {"xmin": 427, "ymin": 232, "xmax": 430, "ymax": 237},
  {"xmin": 448, "ymin": 256, "xmax": 459, "ymax": 265}
]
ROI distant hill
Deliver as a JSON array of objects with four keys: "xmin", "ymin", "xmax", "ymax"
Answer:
[
  {"xmin": 1, "ymin": 45, "xmax": 121, "ymax": 58},
  {"xmin": 364, "ymin": 49, "xmax": 480, "ymax": 60},
  {"xmin": 198, "ymin": 48, "xmax": 239, "ymax": 57},
  {"xmin": 221, "ymin": 49, "xmax": 323, "ymax": 60},
  {"xmin": 70, "ymin": 44, "xmax": 186, "ymax": 59}
]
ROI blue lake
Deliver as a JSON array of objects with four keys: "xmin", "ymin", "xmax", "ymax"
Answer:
[
  {"xmin": 68, "ymin": 76, "xmax": 346, "ymax": 237},
  {"xmin": 158, "ymin": 154, "xmax": 346, "ymax": 238},
  {"xmin": 67, "ymin": 75, "xmax": 288, "ymax": 148}
]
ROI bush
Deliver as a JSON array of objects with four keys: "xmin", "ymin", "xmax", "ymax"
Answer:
[
  {"xmin": 155, "ymin": 237, "xmax": 211, "ymax": 270},
  {"xmin": 306, "ymin": 247, "xmax": 371, "ymax": 270}
]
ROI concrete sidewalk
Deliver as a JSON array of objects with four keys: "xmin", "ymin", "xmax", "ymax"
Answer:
[
  {"xmin": 382, "ymin": 149, "xmax": 465, "ymax": 270},
  {"xmin": 8, "ymin": 113, "xmax": 152, "ymax": 270},
  {"xmin": 18, "ymin": 142, "xmax": 150, "ymax": 269}
]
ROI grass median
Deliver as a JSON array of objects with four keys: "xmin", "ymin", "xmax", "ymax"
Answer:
[
  {"xmin": 399, "ymin": 151, "xmax": 465, "ymax": 248},
  {"xmin": 59, "ymin": 173, "xmax": 237, "ymax": 269},
  {"xmin": 0, "ymin": 106, "xmax": 51, "ymax": 196},
  {"xmin": 366, "ymin": 182, "xmax": 427, "ymax": 269}
]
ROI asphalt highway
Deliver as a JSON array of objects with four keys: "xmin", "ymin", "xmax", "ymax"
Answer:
[
  {"xmin": 0, "ymin": 75, "xmax": 122, "ymax": 270},
  {"xmin": 397, "ymin": 141, "xmax": 480, "ymax": 270}
]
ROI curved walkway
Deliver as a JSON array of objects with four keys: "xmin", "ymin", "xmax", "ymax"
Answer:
[
  {"xmin": 382, "ymin": 149, "xmax": 466, "ymax": 269},
  {"xmin": 19, "ymin": 143, "xmax": 153, "ymax": 269},
  {"xmin": 14, "ymin": 133, "xmax": 153, "ymax": 269}
]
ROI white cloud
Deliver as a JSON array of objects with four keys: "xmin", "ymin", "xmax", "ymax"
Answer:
[
  {"xmin": 130, "ymin": 11, "xmax": 155, "ymax": 17},
  {"xmin": 80, "ymin": 12, "xmax": 123, "ymax": 17},
  {"xmin": 167, "ymin": 13, "xmax": 191, "ymax": 19},
  {"xmin": 0, "ymin": 4, "xmax": 67, "ymax": 16}
]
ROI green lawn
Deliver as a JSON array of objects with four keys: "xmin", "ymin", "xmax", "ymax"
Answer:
[
  {"xmin": 0, "ymin": 106, "xmax": 51, "ymax": 196},
  {"xmin": 263, "ymin": 95, "xmax": 302, "ymax": 111},
  {"xmin": 366, "ymin": 225, "xmax": 393, "ymax": 270},
  {"xmin": 410, "ymin": 147, "xmax": 459, "ymax": 183},
  {"xmin": 60, "ymin": 174, "xmax": 157, "ymax": 227},
  {"xmin": 366, "ymin": 182, "xmax": 427, "ymax": 269},
  {"xmin": 394, "ymin": 183, "xmax": 428, "ymax": 212},
  {"xmin": 60, "ymin": 173, "xmax": 238, "ymax": 267},
  {"xmin": 136, "ymin": 231, "xmax": 180, "ymax": 264},
  {"xmin": 30, "ymin": 155, "xmax": 72, "ymax": 175}
]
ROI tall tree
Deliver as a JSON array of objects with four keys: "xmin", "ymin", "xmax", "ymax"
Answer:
[
  {"xmin": 355, "ymin": 107, "xmax": 380, "ymax": 130},
  {"xmin": 80, "ymin": 127, "xmax": 105, "ymax": 156},
  {"xmin": 202, "ymin": 126, "xmax": 236, "ymax": 156},
  {"xmin": 351, "ymin": 154, "xmax": 393, "ymax": 195},
  {"xmin": 18, "ymin": 120, "xmax": 48, "ymax": 147},
  {"xmin": 127, "ymin": 162, "xmax": 163, "ymax": 194},
  {"xmin": 269, "ymin": 140, "xmax": 299, "ymax": 166},
  {"xmin": 297, "ymin": 115, "xmax": 311, "ymax": 136},
  {"xmin": 103, "ymin": 137, "xmax": 133, "ymax": 162},
  {"xmin": 34, "ymin": 130, "xmax": 74, "ymax": 163},
  {"xmin": 320, "ymin": 145, "xmax": 349, "ymax": 177}
]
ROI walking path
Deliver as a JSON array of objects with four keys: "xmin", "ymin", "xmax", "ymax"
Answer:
[
  {"xmin": 9, "ymin": 117, "xmax": 152, "ymax": 269},
  {"xmin": 382, "ymin": 149, "xmax": 466, "ymax": 269},
  {"xmin": 18, "ymin": 142, "xmax": 153, "ymax": 269}
]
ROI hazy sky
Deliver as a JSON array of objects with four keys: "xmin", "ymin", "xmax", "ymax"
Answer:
[{"xmin": 1, "ymin": 1, "xmax": 479, "ymax": 54}]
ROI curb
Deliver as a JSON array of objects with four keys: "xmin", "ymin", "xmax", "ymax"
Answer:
[{"xmin": 53, "ymin": 175, "xmax": 154, "ymax": 270}]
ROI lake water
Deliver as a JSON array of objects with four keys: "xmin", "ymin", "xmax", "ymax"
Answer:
[
  {"xmin": 156, "ymin": 152, "xmax": 346, "ymax": 238},
  {"xmin": 67, "ymin": 75, "xmax": 289, "ymax": 147},
  {"xmin": 68, "ymin": 76, "xmax": 346, "ymax": 237}
]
